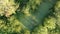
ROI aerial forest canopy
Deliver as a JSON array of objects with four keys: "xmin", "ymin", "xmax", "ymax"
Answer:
[{"xmin": 0, "ymin": 0, "xmax": 60, "ymax": 34}]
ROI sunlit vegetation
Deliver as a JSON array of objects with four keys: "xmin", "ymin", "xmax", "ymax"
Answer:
[{"xmin": 0, "ymin": 0, "xmax": 60, "ymax": 34}]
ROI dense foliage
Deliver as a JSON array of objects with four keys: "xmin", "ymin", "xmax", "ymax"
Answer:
[{"xmin": 0, "ymin": 0, "xmax": 60, "ymax": 34}]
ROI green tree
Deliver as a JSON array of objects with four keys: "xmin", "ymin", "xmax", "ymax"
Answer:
[{"xmin": 0, "ymin": 0, "xmax": 60, "ymax": 34}]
